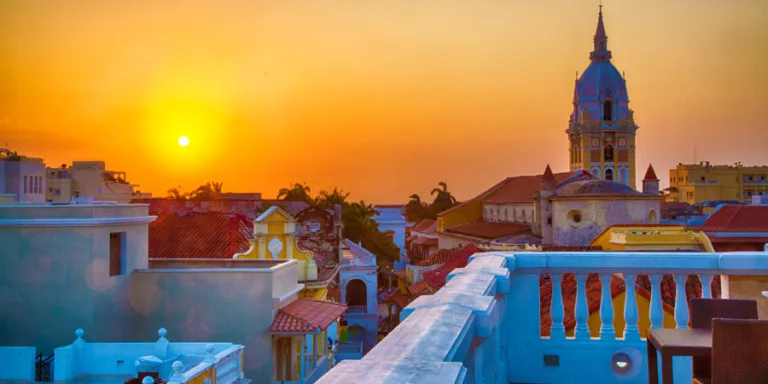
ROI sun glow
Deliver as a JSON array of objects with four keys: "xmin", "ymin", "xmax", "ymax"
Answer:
[{"xmin": 178, "ymin": 136, "xmax": 190, "ymax": 147}]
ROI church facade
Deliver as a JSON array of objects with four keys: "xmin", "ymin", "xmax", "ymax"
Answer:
[{"xmin": 567, "ymin": 7, "xmax": 638, "ymax": 189}]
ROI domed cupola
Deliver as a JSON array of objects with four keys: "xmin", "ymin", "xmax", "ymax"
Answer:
[{"xmin": 566, "ymin": 5, "xmax": 640, "ymax": 191}]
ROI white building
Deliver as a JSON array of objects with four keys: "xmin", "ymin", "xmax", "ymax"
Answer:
[
  {"xmin": 0, "ymin": 149, "xmax": 47, "ymax": 203},
  {"xmin": 46, "ymin": 161, "xmax": 151, "ymax": 203}
]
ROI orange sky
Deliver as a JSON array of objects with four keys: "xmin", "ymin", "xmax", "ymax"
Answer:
[{"xmin": 1, "ymin": 0, "xmax": 767, "ymax": 204}]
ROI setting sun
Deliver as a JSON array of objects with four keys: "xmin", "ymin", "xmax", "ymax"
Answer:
[{"xmin": 178, "ymin": 136, "xmax": 190, "ymax": 147}]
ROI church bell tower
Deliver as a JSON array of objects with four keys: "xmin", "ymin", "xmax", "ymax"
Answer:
[{"xmin": 567, "ymin": 6, "xmax": 639, "ymax": 190}]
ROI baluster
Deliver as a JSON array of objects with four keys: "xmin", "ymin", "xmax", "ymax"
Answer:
[
  {"xmin": 550, "ymin": 273, "xmax": 566, "ymax": 340},
  {"xmin": 673, "ymin": 274, "xmax": 689, "ymax": 329},
  {"xmin": 649, "ymin": 274, "xmax": 664, "ymax": 330},
  {"xmin": 623, "ymin": 273, "xmax": 640, "ymax": 341},
  {"xmin": 574, "ymin": 273, "xmax": 590, "ymax": 340},
  {"xmin": 599, "ymin": 273, "xmax": 616, "ymax": 340},
  {"xmin": 699, "ymin": 274, "xmax": 714, "ymax": 298}
]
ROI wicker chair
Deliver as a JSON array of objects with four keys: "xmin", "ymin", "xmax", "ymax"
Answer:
[
  {"xmin": 692, "ymin": 318, "xmax": 768, "ymax": 384},
  {"xmin": 690, "ymin": 298, "xmax": 758, "ymax": 383}
]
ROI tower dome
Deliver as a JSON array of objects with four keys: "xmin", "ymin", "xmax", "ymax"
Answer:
[{"xmin": 566, "ymin": 6, "xmax": 640, "ymax": 190}]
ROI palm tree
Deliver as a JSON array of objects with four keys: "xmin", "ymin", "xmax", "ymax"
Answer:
[
  {"xmin": 188, "ymin": 182, "xmax": 220, "ymax": 200},
  {"xmin": 277, "ymin": 182, "xmax": 313, "ymax": 203},
  {"xmin": 430, "ymin": 181, "xmax": 457, "ymax": 205},
  {"xmin": 316, "ymin": 187, "xmax": 350, "ymax": 209},
  {"xmin": 405, "ymin": 193, "xmax": 429, "ymax": 223},
  {"xmin": 166, "ymin": 186, "xmax": 187, "ymax": 200},
  {"xmin": 210, "ymin": 181, "xmax": 224, "ymax": 194}
]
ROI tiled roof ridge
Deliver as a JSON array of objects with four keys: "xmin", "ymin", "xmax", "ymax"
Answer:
[{"xmin": 343, "ymin": 239, "xmax": 376, "ymax": 261}]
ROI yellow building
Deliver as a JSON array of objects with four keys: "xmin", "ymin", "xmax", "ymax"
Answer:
[
  {"xmin": 590, "ymin": 224, "xmax": 712, "ymax": 252},
  {"xmin": 667, "ymin": 161, "xmax": 768, "ymax": 205},
  {"xmin": 235, "ymin": 205, "xmax": 338, "ymax": 300}
]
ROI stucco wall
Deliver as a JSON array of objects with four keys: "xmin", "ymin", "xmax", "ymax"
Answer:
[
  {"xmin": 130, "ymin": 268, "xmax": 289, "ymax": 380},
  {"xmin": 0, "ymin": 221, "xmax": 148, "ymax": 354},
  {"xmin": 723, "ymin": 275, "xmax": 768, "ymax": 319},
  {"xmin": 0, "ymin": 347, "xmax": 36, "ymax": 381},
  {"xmin": 1, "ymin": 161, "xmax": 46, "ymax": 203},
  {"xmin": 551, "ymin": 199, "xmax": 660, "ymax": 246}
]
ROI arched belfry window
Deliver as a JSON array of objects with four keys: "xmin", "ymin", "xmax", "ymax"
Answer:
[
  {"xmin": 605, "ymin": 168, "xmax": 614, "ymax": 181},
  {"xmin": 603, "ymin": 100, "xmax": 613, "ymax": 121},
  {"xmin": 604, "ymin": 145, "xmax": 614, "ymax": 161}
]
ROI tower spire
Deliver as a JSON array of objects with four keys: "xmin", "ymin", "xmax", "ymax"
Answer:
[{"xmin": 590, "ymin": 4, "xmax": 612, "ymax": 62}]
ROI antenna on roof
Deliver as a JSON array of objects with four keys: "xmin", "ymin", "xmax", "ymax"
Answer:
[{"xmin": 693, "ymin": 143, "xmax": 698, "ymax": 164}]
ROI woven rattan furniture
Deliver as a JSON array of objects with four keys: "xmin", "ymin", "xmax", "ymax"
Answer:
[
  {"xmin": 647, "ymin": 328, "xmax": 712, "ymax": 384},
  {"xmin": 690, "ymin": 298, "xmax": 758, "ymax": 383},
  {"xmin": 692, "ymin": 319, "xmax": 768, "ymax": 383}
]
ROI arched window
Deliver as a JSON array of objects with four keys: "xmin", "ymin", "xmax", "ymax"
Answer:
[
  {"xmin": 521, "ymin": 209, "xmax": 526, "ymax": 222},
  {"xmin": 591, "ymin": 167, "xmax": 601, "ymax": 179},
  {"xmin": 604, "ymin": 145, "xmax": 614, "ymax": 161},
  {"xmin": 619, "ymin": 167, "xmax": 629, "ymax": 185},
  {"xmin": 648, "ymin": 210, "xmax": 658, "ymax": 223},
  {"xmin": 603, "ymin": 100, "xmax": 613, "ymax": 121},
  {"xmin": 605, "ymin": 168, "xmax": 614, "ymax": 181},
  {"xmin": 504, "ymin": 209, "xmax": 508, "ymax": 222}
]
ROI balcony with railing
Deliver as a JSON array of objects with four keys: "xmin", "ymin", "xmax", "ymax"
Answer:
[
  {"xmin": 53, "ymin": 327, "xmax": 247, "ymax": 383},
  {"xmin": 318, "ymin": 251, "xmax": 768, "ymax": 383}
]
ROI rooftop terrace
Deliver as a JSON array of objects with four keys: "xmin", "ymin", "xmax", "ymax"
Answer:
[{"xmin": 318, "ymin": 250, "xmax": 768, "ymax": 383}]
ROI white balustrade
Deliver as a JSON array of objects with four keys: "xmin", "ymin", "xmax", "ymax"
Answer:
[
  {"xmin": 623, "ymin": 273, "xmax": 640, "ymax": 340},
  {"xmin": 598, "ymin": 273, "xmax": 615, "ymax": 340},
  {"xmin": 549, "ymin": 273, "xmax": 566, "ymax": 340},
  {"xmin": 573, "ymin": 273, "xmax": 590, "ymax": 340}
]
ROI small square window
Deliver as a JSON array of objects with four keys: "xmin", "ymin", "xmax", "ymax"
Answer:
[{"xmin": 109, "ymin": 232, "xmax": 126, "ymax": 276}]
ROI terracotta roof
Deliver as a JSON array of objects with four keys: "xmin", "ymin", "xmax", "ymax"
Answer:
[
  {"xmin": 539, "ymin": 273, "xmax": 722, "ymax": 336},
  {"xmin": 695, "ymin": 205, "xmax": 768, "ymax": 233},
  {"xmin": 394, "ymin": 270, "xmax": 407, "ymax": 280},
  {"xmin": 414, "ymin": 248, "xmax": 461, "ymax": 267},
  {"xmin": 269, "ymin": 298, "xmax": 347, "ymax": 333},
  {"xmin": 482, "ymin": 172, "xmax": 574, "ymax": 204},
  {"xmin": 407, "ymin": 281, "xmax": 431, "ymax": 296},
  {"xmin": 541, "ymin": 245, "xmax": 602, "ymax": 251},
  {"xmin": 644, "ymin": 164, "xmax": 658, "ymax": 180},
  {"xmin": 411, "ymin": 219, "xmax": 437, "ymax": 234},
  {"xmin": 382, "ymin": 289, "xmax": 411, "ymax": 309},
  {"xmin": 149, "ymin": 212, "xmax": 253, "ymax": 259},
  {"xmin": 444, "ymin": 221, "xmax": 531, "ymax": 240},
  {"xmin": 439, "ymin": 171, "xmax": 575, "ymax": 216},
  {"xmin": 411, "ymin": 237, "xmax": 439, "ymax": 246},
  {"xmin": 423, "ymin": 244, "xmax": 484, "ymax": 290}
]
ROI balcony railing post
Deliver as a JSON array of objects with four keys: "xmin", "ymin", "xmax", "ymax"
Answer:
[
  {"xmin": 623, "ymin": 273, "xmax": 640, "ymax": 340},
  {"xmin": 549, "ymin": 273, "xmax": 566, "ymax": 340},
  {"xmin": 673, "ymin": 274, "xmax": 689, "ymax": 329},
  {"xmin": 649, "ymin": 274, "xmax": 664, "ymax": 330},
  {"xmin": 599, "ymin": 273, "xmax": 616, "ymax": 340},
  {"xmin": 574, "ymin": 273, "xmax": 590, "ymax": 340},
  {"xmin": 699, "ymin": 274, "xmax": 714, "ymax": 298}
]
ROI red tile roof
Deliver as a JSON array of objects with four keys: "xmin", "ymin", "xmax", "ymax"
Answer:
[
  {"xmin": 381, "ymin": 290, "xmax": 410, "ymax": 309},
  {"xmin": 414, "ymin": 248, "xmax": 461, "ymax": 267},
  {"xmin": 149, "ymin": 212, "xmax": 253, "ymax": 259},
  {"xmin": 444, "ymin": 221, "xmax": 530, "ymax": 240},
  {"xmin": 644, "ymin": 164, "xmax": 658, "ymax": 180},
  {"xmin": 423, "ymin": 244, "xmax": 484, "ymax": 290},
  {"xmin": 481, "ymin": 172, "xmax": 574, "ymax": 204},
  {"xmin": 407, "ymin": 281, "xmax": 431, "ymax": 296},
  {"xmin": 269, "ymin": 298, "xmax": 347, "ymax": 333},
  {"xmin": 411, "ymin": 219, "xmax": 437, "ymax": 234},
  {"xmin": 411, "ymin": 237, "xmax": 439, "ymax": 246},
  {"xmin": 695, "ymin": 205, "xmax": 768, "ymax": 232},
  {"xmin": 439, "ymin": 171, "xmax": 575, "ymax": 216},
  {"xmin": 394, "ymin": 270, "xmax": 407, "ymax": 280}
]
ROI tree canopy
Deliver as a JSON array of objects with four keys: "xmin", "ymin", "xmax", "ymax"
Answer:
[{"xmin": 404, "ymin": 181, "xmax": 460, "ymax": 223}]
